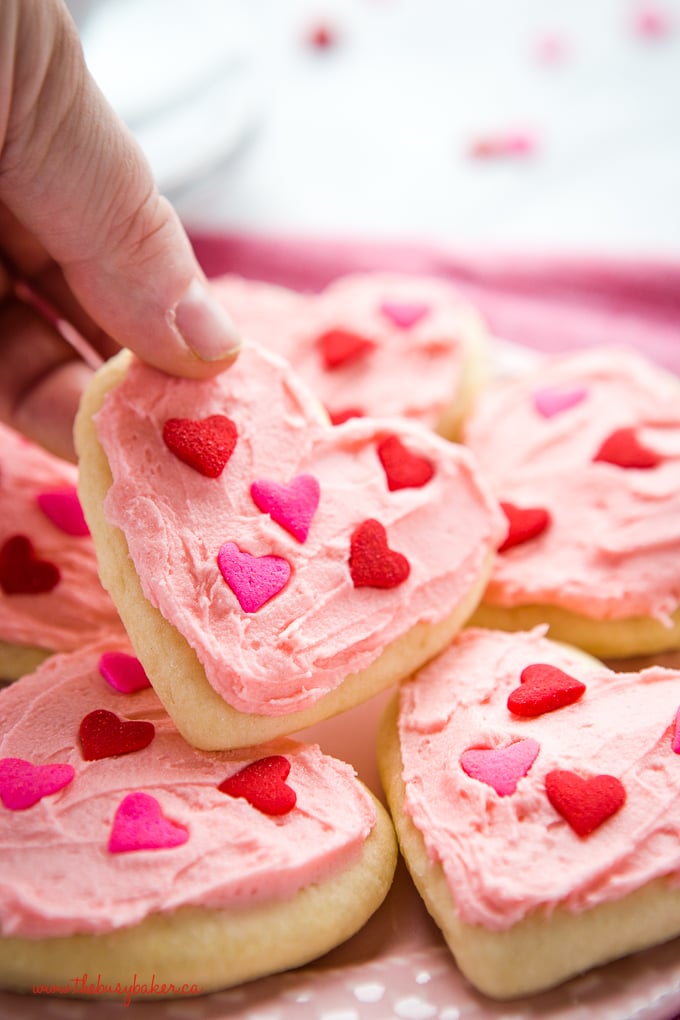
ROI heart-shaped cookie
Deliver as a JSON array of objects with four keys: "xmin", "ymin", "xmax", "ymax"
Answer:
[
  {"xmin": 379, "ymin": 626, "xmax": 680, "ymax": 998},
  {"xmin": 0, "ymin": 641, "xmax": 396, "ymax": 996},
  {"xmin": 464, "ymin": 347, "xmax": 680, "ymax": 656},
  {"xmin": 209, "ymin": 272, "xmax": 488, "ymax": 437},
  {"xmin": 76, "ymin": 343, "xmax": 504, "ymax": 748}
]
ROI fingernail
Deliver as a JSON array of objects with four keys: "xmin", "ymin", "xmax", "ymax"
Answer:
[{"xmin": 171, "ymin": 278, "xmax": 242, "ymax": 362}]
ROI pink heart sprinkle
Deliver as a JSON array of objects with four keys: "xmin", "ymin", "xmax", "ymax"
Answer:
[
  {"xmin": 380, "ymin": 300, "xmax": 430, "ymax": 329},
  {"xmin": 98, "ymin": 651, "xmax": 151, "ymax": 694},
  {"xmin": 460, "ymin": 739, "xmax": 540, "ymax": 797},
  {"xmin": 672, "ymin": 706, "xmax": 680, "ymax": 753},
  {"xmin": 250, "ymin": 474, "xmax": 320, "ymax": 543},
  {"xmin": 108, "ymin": 792, "xmax": 189, "ymax": 853},
  {"xmin": 533, "ymin": 386, "xmax": 587, "ymax": 418},
  {"xmin": 0, "ymin": 757, "xmax": 75, "ymax": 810},
  {"xmin": 36, "ymin": 487, "xmax": 90, "ymax": 537},
  {"xmin": 217, "ymin": 543, "xmax": 291, "ymax": 613}
]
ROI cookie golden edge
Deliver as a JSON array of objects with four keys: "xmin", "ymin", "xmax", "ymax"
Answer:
[
  {"xmin": 0, "ymin": 788, "xmax": 397, "ymax": 998},
  {"xmin": 74, "ymin": 348, "xmax": 496, "ymax": 751},
  {"xmin": 470, "ymin": 601, "xmax": 680, "ymax": 660},
  {"xmin": 377, "ymin": 692, "xmax": 680, "ymax": 1000},
  {"xmin": 433, "ymin": 305, "xmax": 491, "ymax": 442},
  {"xmin": 0, "ymin": 639, "xmax": 52, "ymax": 683}
]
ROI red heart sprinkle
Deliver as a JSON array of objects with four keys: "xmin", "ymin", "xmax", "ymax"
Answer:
[
  {"xmin": 79, "ymin": 710, "xmax": 155, "ymax": 761},
  {"xmin": 349, "ymin": 519, "xmax": 410, "ymax": 589},
  {"xmin": 219, "ymin": 755, "xmax": 297, "ymax": 815},
  {"xmin": 0, "ymin": 535, "xmax": 60, "ymax": 595},
  {"xmin": 545, "ymin": 770, "xmax": 626, "ymax": 837},
  {"xmin": 498, "ymin": 502, "xmax": 551, "ymax": 552},
  {"xmin": 377, "ymin": 435, "xmax": 435, "ymax": 491},
  {"xmin": 328, "ymin": 407, "xmax": 364, "ymax": 425},
  {"xmin": 317, "ymin": 329, "xmax": 376, "ymax": 370},
  {"xmin": 593, "ymin": 427, "xmax": 660, "ymax": 469},
  {"xmin": 507, "ymin": 663, "xmax": 586, "ymax": 717},
  {"xmin": 162, "ymin": 415, "xmax": 237, "ymax": 477},
  {"xmin": 306, "ymin": 21, "xmax": 338, "ymax": 49}
]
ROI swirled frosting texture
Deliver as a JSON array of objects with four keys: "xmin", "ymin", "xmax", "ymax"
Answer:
[
  {"xmin": 211, "ymin": 272, "xmax": 484, "ymax": 429},
  {"xmin": 398, "ymin": 627, "xmax": 680, "ymax": 930},
  {"xmin": 95, "ymin": 343, "xmax": 504, "ymax": 715},
  {"xmin": 0, "ymin": 423, "xmax": 122, "ymax": 654},
  {"xmin": 0, "ymin": 641, "xmax": 376, "ymax": 937},
  {"xmin": 463, "ymin": 347, "xmax": 680, "ymax": 622}
]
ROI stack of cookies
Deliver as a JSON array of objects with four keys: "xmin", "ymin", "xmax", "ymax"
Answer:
[{"xmin": 1, "ymin": 271, "xmax": 680, "ymax": 1004}]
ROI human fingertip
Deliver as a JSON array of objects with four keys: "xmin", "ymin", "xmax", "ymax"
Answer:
[{"xmin": 170, "ymin": 277, "xmax": 242, "ymax": 365}]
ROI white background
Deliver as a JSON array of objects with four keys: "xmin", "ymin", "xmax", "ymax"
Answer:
[{"xmin": 74, "ymin": 0, "xmax": 680, "ymax": 257}]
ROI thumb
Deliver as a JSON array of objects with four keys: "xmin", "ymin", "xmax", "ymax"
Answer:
[{"xmin": 0, "ymin": 0, "xmax": 240, "ymax": 378}]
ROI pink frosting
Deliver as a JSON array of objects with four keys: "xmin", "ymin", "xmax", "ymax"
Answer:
[
  {"xmin": 0, "ymin": 423, "xmax": 122, "ymax": 655},
  {"xmin": 463, "ymin": 347, "xmax": 680, "ymax": 623},
  {"xmin": 0, "ymin": 640, "xmax": 377, "ymax": 937},
  {"xmin": 211, "ymin": 272, "xmax": 482, "ymax": 428},
  {"xmin": 398, "ymin": 626, "xmax": 680, "ymax": 930},
  {"xmin": 95, "ymin": 343, "xmax": 504, "ymax": 716}
]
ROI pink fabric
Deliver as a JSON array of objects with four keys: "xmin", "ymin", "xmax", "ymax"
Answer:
[{"xmin": 190, "ymin": 232, "xmax": 680, "ymax": 374}]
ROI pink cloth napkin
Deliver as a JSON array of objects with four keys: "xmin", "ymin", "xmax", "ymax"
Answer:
[{"xmin": 190, "ymin": 232, "xmax": 680, "ymax": 374}]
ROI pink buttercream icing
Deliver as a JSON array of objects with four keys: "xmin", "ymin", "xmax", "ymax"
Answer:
[
  {"xmin": 0, "ymin": 640, "xmax": 376, "ymax": 938},
  {"xmin": 398, "ymin": 626, "xmax": 680, "ymax": 929},
  {"xmin": 0, "ymin": 423, "xmax": 122, "ymax": 655},
  {"xmin": 211, "ymin": 272, "xmax": 483, "ymax": 428},
  {"xmin": 94, "ymin": 343, "xmax": 504, "ymax": 716},
  {"xmin": 463, "ymin": 347, "xmax": 680, "ymax": 622}
]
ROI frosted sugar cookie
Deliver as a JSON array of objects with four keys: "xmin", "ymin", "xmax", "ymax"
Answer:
[
  {"xmin": 378, "ymin": 626, "xmax": 680, "ymax": 999},
  {"xmin": 211, "ymin": 272, "xmax": 489, "ymax": 437},
  {"xmin": 463, "ymin": 346, "xmax": 680, "ymax": 657},
  {"xmin": 0, "ymin": 422, "xmax": 123, "ymax": 680},
  {"xmin": 74, "ymin": 342, "xmax": 504, "ymax": 749},
  {"xmin": 0, "ymin": 640, "xmax": 396, "ymax": 998}
]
